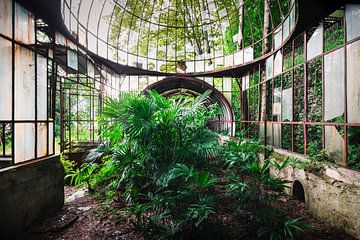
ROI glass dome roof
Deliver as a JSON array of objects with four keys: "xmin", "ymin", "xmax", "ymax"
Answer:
[{"xmin": 61, "ymin": 0, "xmax": 294, "ymax": 73}]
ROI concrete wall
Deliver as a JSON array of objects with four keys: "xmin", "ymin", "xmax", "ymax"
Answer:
[
  {"xmin": 269, "ymin": 149, "xmax": 360, "ymax": 239},
  {"xmin": 0, "ymin": 156, "xmax": 64, "ymax": 239}
]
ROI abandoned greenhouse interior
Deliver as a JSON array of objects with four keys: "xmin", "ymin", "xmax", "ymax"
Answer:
[{"xmin": 0, "ymin": 0, "xmax": 360, "ymax": 239}]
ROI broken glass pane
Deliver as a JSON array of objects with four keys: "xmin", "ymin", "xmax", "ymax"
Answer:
[
  {"xmin": 324, "ymin": 48, "xmax": 344, "ymax": 122},
  {"xmin": 307, "ymin": 57, "xmax": 322, "ymax": 122},
  {"xmin": 346, "ymin": 40, "xmax": 360, "ymax": 123},
  {"xmin": 325, "ymin": 125, "xmax": 344, "ymax": 164}
]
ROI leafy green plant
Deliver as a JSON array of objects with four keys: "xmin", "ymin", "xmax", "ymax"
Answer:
[
  {"xmin": 74, "ymin": 89, "xmax": 313, "ymax": 239},
  {"xmin": 223, "ymin": 139, "xmax": 311, "ymax": 239},
  {"xmin": 79, "ymin": 90, "xmax": 223, "ymax": 238},
  {"xmin": 187, "ymin": 194, "xmax": 216, "ymax": 227},
  {"xmin": 60, "ymin": 154, "xmax": 76, "ymax": 176},
  {"xmin": 192, "ymin": 171, "xmax": 217, "ymax": 190},
  {"xmin": 66, "ymin": 162, "xmax": 99, "ymax": 190},
  {"xmin": 256, "ymin": 215, "xmax": 312, "ymax": 240}
]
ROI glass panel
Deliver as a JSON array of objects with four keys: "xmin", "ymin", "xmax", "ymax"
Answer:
[
  {"xmin": 274, "ymin": 27, "xmax": 282, "ymax": 49},
  {"xmin": 120, "ymin": 76, "xmax": 130, "ymax": 91},
  {"xmin": 70, "ymin": 12, "xmax": 77, "ymax": 34},
  {"xmin": 244, "ymin": 46, "xmax": 253, "ymax": 62},
  {"xmin": 15, "ymin": 3, "xmax": 35, "ymax": 44},
  {"xmin": 68, "ymin": 50, "xmax": 78, "ymax": 70},
  {"xmin": 78, "ymin": 0, "xmax": 92, "ymax": 25},
  {"xmin": 88, "ymin": 33, "xmax": 97, "ymax": 53},
  {"xmin": 0, "ymin": 37, "xmax": 12, "ymax": 121},
  {"xmin": 273, "ymin": 51, "xmax": 283, "ymax": 76},
  {"xmin": 224, "ymin": 93, "xmax": 231, "ymax": 105},
  {"xmin": 273, "ymin": 77, "xmax": 281, "ymax": 122},
  {"xmin": 325, "ymin": 125, "xmax": 344, "ymax": 164},
  {"xmin": 345, "ymin": 4, "xmax": 360, "ymax": 41},
  {"xmin": 37, "ymin": 123, "xmax": 47, "ymax": 158},
  {"xmin": 224, "ymin": 55, "xmax": 233, "ymax": 67},
  {"xmin": 307, "ymin": 23, "xmax": 323, "ymax": 61},
  {"xmin": 88, "ymin": 0, "xmax": 103, "ymax": 35},
  {"xmin": 79, "ymin": 25, "xmax": 86, "ymax": 46},
  {"xmin": 259, "ymin": 123, "xmax": 265, "ymax": 142},
  {"xmin": 290, "ymin": 6, "xmax": 296, "ymax": 31},
  {"xmin": 15, "ymin": 123, "xmax": 35, "ymax": 163},
  {"xmin": 64, "ymin": 5, "xmax": 70, "ymax": 29},
  {"xmin": 49, "ymin": 122, "xmax": 54, "ymax": 155},
  {"xmin": 324, "ymin": 48, "xmax": 344, "ymax": 122},
  {"xmin": 0, "ymin": 0, "xmax": 13, "ymax": 38},
  {"xmin": 37, "ymin": 55, "xmax": 47, "ymax": 121},
  {"xmin": 15, "ymin": 45, "xmax": 35, "ymax": 121},
  {"xmin": 223, "ymin": 78, "xmax": 232, "ymax": 92},
  {"xmin": 215, "ymin": 57, "xmax": 223, "ymax": 69},
  {"xmin": 283, "ymin": 17, "xmax": 290, "ymax": 40},
  {"xmin": 99, "ymin": 0, "xmax": 114, "ymax": 41},
  {"xmin": 346, "ymin": 40, "xmax": 360, "ymax": 123},
  {"xmin": 196, "ymin": 60, "xmax": 205, "ymax": 72},
  {"xmin": 87, "ymin": 61, "xmax": 95, "ymax": 78},
  {"xmin": 205, "ymin": 77, "xmax": 213, "ymax": 86},
  {"xmin": 273, "ymin": 123, "xmax": 281, "ymax": 148},
  {"xmin": 129, "ymin": 76, "xmax": 138, "ymax": 91},
  {"xmin": 234, "ymin": 50, "xmax": 243, "ymax": 65},
  {"xmin": 138, "ymin": 77, "xmax": 148, "ymax": 91},
  {"xmin": 266, "ymin": 56, "xmax": 273, "ymax": 80},
  {"xmin": 98, "ymin": 40, "xmax": 107, "ymax": 58},
  {"xmin": 282, "ymin": 72, "xmax": 292, "ymax": 122},
  {"xmin": 71, "ymin": 0, "xmax": 81, "ymax": 17},
  {"xmin": 242, "ymin": 75, "xmax": 249, "ymax": 91}
]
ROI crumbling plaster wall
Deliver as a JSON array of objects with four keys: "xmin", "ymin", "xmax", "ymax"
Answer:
[
  {"xmin": 268, "ymin": 148, "xmax": 360, "ymax": 239},
  {"xmin": 0, "ymin": 156, "xmax": 64, "ymax": 239}
]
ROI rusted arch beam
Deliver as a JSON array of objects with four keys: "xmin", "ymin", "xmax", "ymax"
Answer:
[{"xmin": 144, "ymin": 76, "xmax": 234, "ymax": 125}]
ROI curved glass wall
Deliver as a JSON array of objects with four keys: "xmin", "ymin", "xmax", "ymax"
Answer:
[{"xmin": 61, "ymin": 0, "xmax": 297, "ymax": 73}]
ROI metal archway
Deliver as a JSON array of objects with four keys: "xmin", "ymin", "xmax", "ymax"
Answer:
[{"xmin": 144, "ymin": 76, "xmax": 235, "ymax": 135}]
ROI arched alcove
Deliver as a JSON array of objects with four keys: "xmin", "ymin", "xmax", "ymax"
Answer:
[{"xmin": 292, "ymin": 180, "xmax": 306, "ymax": 203}]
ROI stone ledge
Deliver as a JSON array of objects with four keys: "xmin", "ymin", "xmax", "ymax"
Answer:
[{"xmin": 268, "ymin": 150, "xmax": 360, "ymax": 239}]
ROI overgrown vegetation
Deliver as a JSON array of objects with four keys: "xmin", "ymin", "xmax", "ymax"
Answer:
[{"xmin": 66, "ymin": 91, "xmax": 311, "ymax": 239}]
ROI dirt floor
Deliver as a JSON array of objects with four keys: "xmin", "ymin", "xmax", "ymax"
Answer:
[{"xmin": 18, "ymin": 186, "xmax": 356, "ymax": 240}]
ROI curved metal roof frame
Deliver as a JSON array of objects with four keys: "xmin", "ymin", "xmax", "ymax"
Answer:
[{"xmin": 17, "ymin": 0, "xmax": 358, "ymax": 78}]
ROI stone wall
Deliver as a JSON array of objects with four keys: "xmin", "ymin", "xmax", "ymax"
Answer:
[
  {"xmin": 269, "ymin": 149, "xmax": 360, "ymax": 239},
  {"xmin": 0, "ymin": 156, "xmax": 64, "ymax": 239}
]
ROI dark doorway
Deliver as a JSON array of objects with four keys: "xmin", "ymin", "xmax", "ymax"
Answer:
[{"xmin": 292, "ymin": 180, "xmax": 305, "ymax": 203}]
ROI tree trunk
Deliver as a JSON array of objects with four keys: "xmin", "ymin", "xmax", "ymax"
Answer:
[
  {"xmin": 237, "ymin": 0, "xmax": 244, "ymax": 49},
  {"xmin": 260, "ymin": 0, "xmax": 271, "ymax": 122}
]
